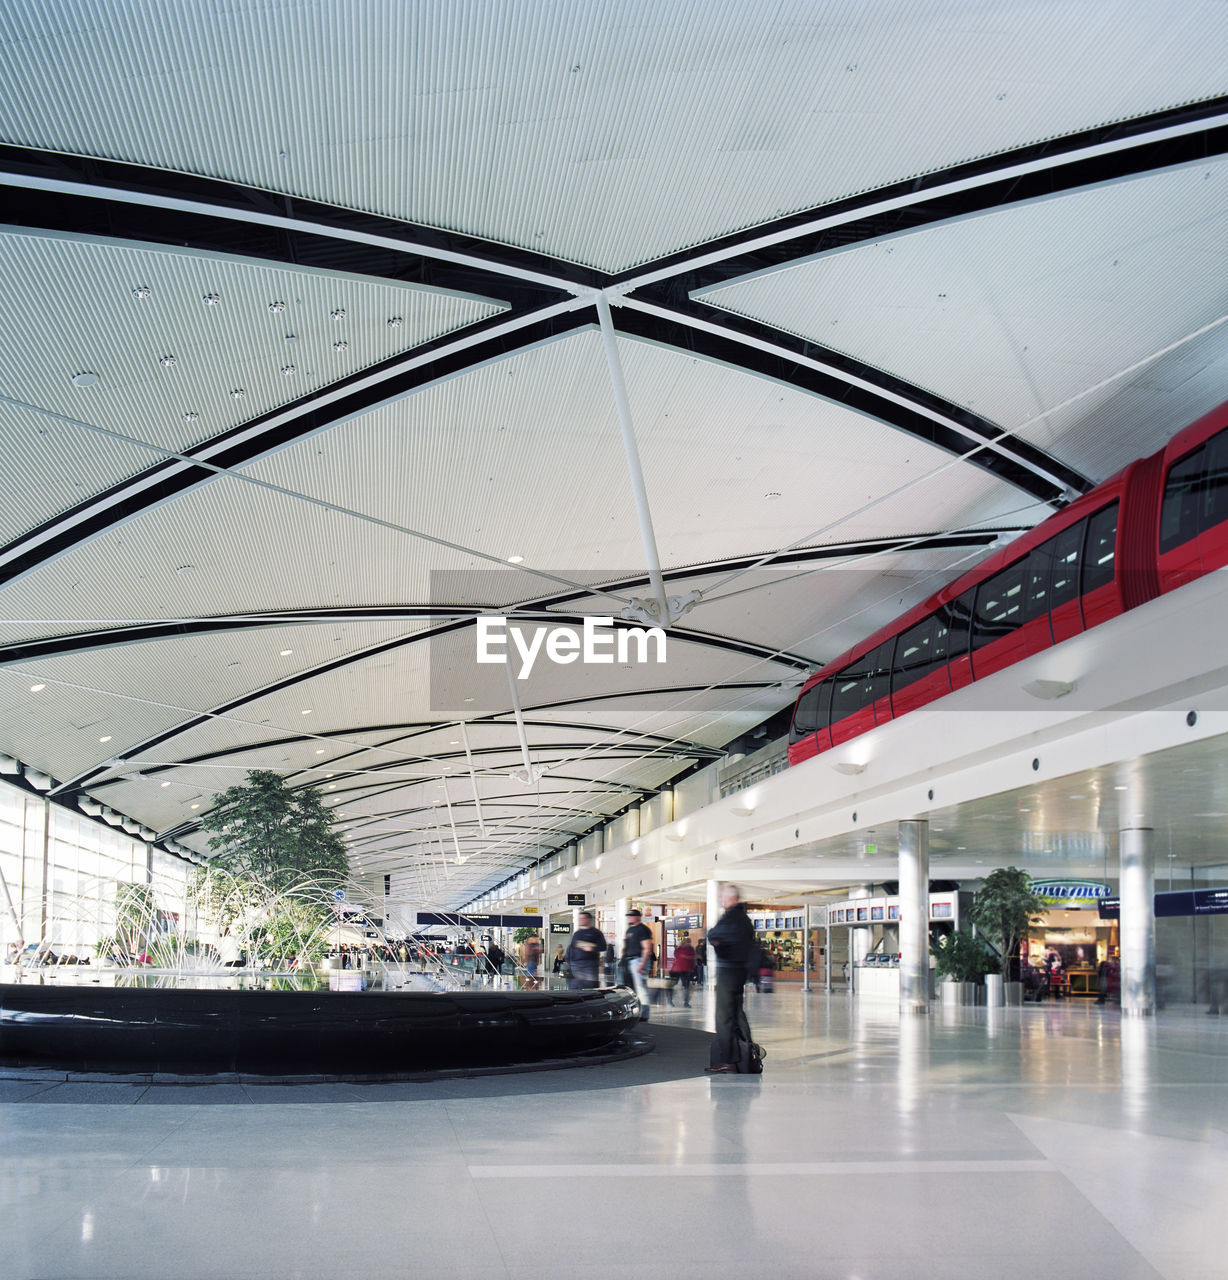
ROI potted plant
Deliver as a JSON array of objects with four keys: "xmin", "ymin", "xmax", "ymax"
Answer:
[
  {"xmin": 968, "ymin": 868, "xmax": 1046, "ymax": 1006},
  {"xmin": 930, "ymin": 929, "xmax": 996, "ymax": 1005}
]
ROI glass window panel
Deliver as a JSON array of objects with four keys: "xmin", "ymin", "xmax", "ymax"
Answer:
[
  {"xmin": 1048, "ymin": 522, "xmax": 1084, "ymax": 607},
  {"xmin": 895, "ymin": 616, "xmax": 935, "ymax": 686},
  {"xmin": 972, "ymin": 562, "xmax": 1028, "ymax": 650},
  {"xmin": 1202, "ymin": 429, "xmax": 1228, "ymax": 531},
  {"xmin": 1160, "ymin": 447, "xmax": 1204, "ymax": 553},
  {"xmin": 1083, "ymin": 502, "xmax": 1119, "ymax": 595}
]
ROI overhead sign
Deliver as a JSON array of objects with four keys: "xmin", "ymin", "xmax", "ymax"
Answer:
[
  {"xmin": 1098, "ymin": 889, "xmax": 1228, "ymax": 920},
  {"xmin": 566, "ymin": 893, "xmax": 586, "ymax": 906},
  {"xmin": 416, "ymin": 912, "xmax": 544, "ymax": 929},
  {"xmin": 523, "ymin": 906, "xmax": 539, "ymax": 914},
  {"xmin": 665, "ymin": 913, "xmax": 703, "ymax": 930},
  {"xmin": 1031, "ymin": 880, "xmax": 1111, "ymax": 907}
]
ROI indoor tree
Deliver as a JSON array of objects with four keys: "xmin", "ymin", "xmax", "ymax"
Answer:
[{"xmin": 967, "ymin": 867, "xmax": 1046, "ymax": 982}]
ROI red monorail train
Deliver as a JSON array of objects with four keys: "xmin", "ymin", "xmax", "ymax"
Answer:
[{"xmin": 788, "ymin": 400, "xmax": 1228, "ymax": 765}]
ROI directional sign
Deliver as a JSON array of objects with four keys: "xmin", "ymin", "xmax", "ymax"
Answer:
[
  {"xmin": 333, "ymin": 889, "xmax": 346, "ymax": 902},
  {"xmin": 416, "ymin": 912, "xmax": 546, "ymax": 929}
]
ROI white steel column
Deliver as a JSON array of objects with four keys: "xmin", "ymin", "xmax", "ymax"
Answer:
[
  {"xmin": 898, "ymin": 819, "xmax": 930, "ymax": 1015},
  {"xmin": 614, "ymin": 896, "xmax": 628, "ymax": 983},
  {"xmin": 802, "ymin": 902, "xmax": 811, "ymax": 993},
  {"xmin": 1120, "ymin": 827, "xmax": 1157, "ymax": 1016}
]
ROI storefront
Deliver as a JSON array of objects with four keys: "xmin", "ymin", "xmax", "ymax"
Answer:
[
  {"xmin": 1025, "ymin": 879, "xmax": 1118, "ymax": 998},
  {"xmin": 747, "ymin": 905, "xmax": 807, "ymax": 980},
  {"xmin": 661, "ymin": 908, "xmax": 704, "ymax": 970}
]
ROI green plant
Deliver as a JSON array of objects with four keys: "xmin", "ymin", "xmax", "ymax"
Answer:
[
  {"xmin": 968, "ymin": 867, "xmax": 1046, "ymax": 980},
  {"xmin": 930, "ymin": 928, "xmax": 997, "ymax": 983},
  {"xmin": 512, "ymin": 925, "xmax": 540, "ymax": 945},
  {"xmin": 199, "ymin": 769, "xmax": 349, "ymax": 889}
]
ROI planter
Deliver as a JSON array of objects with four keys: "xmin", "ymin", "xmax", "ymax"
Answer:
[
  {"xmin": 985, "ymin": 973, "xmax": 1005, "ymax": 1006},
  {"xmin": 1005, "ymin": 981, "xmax": 1024, "ymax": 1006},
  {"xmin": 940, "ymin": 980, "xmax": 972, "ymax": 1006}
]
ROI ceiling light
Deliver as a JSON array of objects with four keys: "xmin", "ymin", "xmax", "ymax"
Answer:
[
  {"xmin": 98, "ymin": 735, "xmax": 112, "ymax": 743},
  {"xmin": 230, "ymin": 388, "xmax": 246, "ymax": 399},
  {"xmin": 71, "ymin": 371, "xmax": 99, "ymax": 387},
  {"xmin": 331, "ymin": 308, "xmax": 346, "ymax": 321},
  {"xmin": 316, "ymin": 748, "xmax": 325, "ymax": 755},
  {"xmin": 507, "ymin": 555, "xmax": 524, "ymax": 564},
  {"xmin": 1022, "ymin": 679, "xmax": 1075, "ymax": 701},
  {"xmin": 333, "ymin": 340, "xmax": 349, "ymax": 352},
  {"xmin": 387, "ymin": 316, "xmax": 403, "ymax": 327},
  {"xmin": 1114, "ymin": 786, "xmax": 1128, "ymax": 792},
  {"xmin": 449, "ymin": 739, "xmax": 460, "ymax": 745},
  {"xmin": 463, "ymin": 697, "xmax": 474, "ymax": 703},
  {"xmin": 280, "ymin": 649, "xmax": 293, "ymax": 656},
  {"xmin": 281, "ymin": 365, "xmax": 296, "ymax": 376},
  {"xmin": 203, "ymin": 293, "xmax": 220, "ymax": 305},
  {"xmin": 176, "ymin": 564, "xmax": 194, "ymax": 575},
  {"xmin": 183, "ymin": 412, "xmax": 199, "ymax": 423},
  {"xmin": 159, "ymin": 355, "xmax": 176, "ymax": 368},
  {"xmin": 132, "ymin": 286, "xmax": 151, "ymax": 300},
  {"xmin": 29, "ymin": 683, "xmax": 45, "ymax": 693},
  {"xmin": 190, "ymin": 802, "xmax": 200, "ymax": 810},
  {"xmin": 301, "ymin": 709, "xmax": 312, "ymax": 715},
  {"xmin": 160, "ymin": 781, "xmax": 170, "ymax": 788},
  {"xmin": 764, "ymin": 491, "xmax": 781, "ymax": 499},
  {"xmin": 833, "ymin": 761, "xmax": 866, "ymax": 776},
  {"xmin": 268, "ymin": 301, "xmax": 286, "ymax": 313},
  {"xmin": 327, "ymin": 784, "xmax": 335, "ymax": 790}
]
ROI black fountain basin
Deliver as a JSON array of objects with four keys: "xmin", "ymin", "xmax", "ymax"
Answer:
[{"xmin": 0, "ymin": 983, "xmax": 642, "ymax": 1075}]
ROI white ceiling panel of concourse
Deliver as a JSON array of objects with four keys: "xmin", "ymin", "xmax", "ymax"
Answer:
[
  {"xmin": 701, "ymin": 158, "xmax": 1228, "ymax": 481},
  {"xmin": 0, "ymin": 3, "xmax": 1223, "ymax": 906},
  {"xmin": 242, "ymin": 327, "xmax": 1029, "ymax": 576},
  {"xmin": 0, "ymin": 227, "xmax": 502, "ymax": 542},
  {"xmin": 0, "ymin": 1, "xmax": 1223, "ymax": 271}
]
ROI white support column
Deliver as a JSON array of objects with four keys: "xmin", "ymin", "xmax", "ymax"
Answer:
[
  {"xmin": 705, "ymin": 878, "xmax": 720, "ymax": 995},
  {"xmin": 1120, "ymin": 827, "xmax": 1156, "ymax": 1017},
  {"xmin": 898, "ymin": 819, "xmax": 930, "ymax": 1015},
  {"xmin": 802, "ymin": 903, "xmax": 811, "ymax": 993}
]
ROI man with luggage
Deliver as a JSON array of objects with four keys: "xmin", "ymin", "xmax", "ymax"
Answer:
[
  {"xmin": 565, "ymin": 911, "xmax": 606, "ymax": 989},
  {"xmin": 705, "ymin": 883, "xmax": 758, "ymax": 1073}
]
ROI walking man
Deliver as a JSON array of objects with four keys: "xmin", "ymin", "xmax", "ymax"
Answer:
[
  {"xmin": 705, "ymin": 884, "xmax": 756, "ymax": 1073},
  {"xmin": 565, "ymin": 911, "xmax": 606, "ymax": 989},
  {"xmin": 621, "ymin": 908, "xmax": 655, "ymax": 1021}
]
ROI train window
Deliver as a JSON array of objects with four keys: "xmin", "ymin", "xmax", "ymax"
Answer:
[
  {"xmin": 894, "ymin": 616, "xmax": 936, "ymax": 689},
  {"xmin": 831, "ymin": 660, "xmax": 870, "ymax": 723},
  {"xmin": 939, "ymin": 589, "xmax": 975, "ymax": 657},
  {"xmin": 790, "ymin": 681, "xmax": 831, "ymax": 741},
  {"xmin": 1024, "ymin": 544, "xmax": 1052, "ymax": 619},
  {"xmin": 1048, "ymin": 522, "xmax": 1084, "ymax": 607},
  {"xmin": 865, "ymin": 640, "xmax": 895, "ymax": 704},
  {"xmin": 1082, "ymin": 502, "xmax": 1118, "ymax": 594},
  {"xmin": 971, "ymin": 561, "xmax": 1028, "ymax": 650},
  {"xmin": 1159, "ymin": 447, "xmax": 1205, "ymax": 553},
  {"xmin": 1201, "ymin": 430, "xmax": 1228, "ymax": 531}
]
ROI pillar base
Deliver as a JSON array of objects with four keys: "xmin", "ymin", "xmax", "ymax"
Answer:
[{"xmin": 1121, "ymin": 1007, "xmax": 1155, "ymax": 1018}]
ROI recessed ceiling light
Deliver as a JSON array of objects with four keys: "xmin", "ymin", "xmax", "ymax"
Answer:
[
  {"xmin": 160, "ymin": 781, "xmax": 171, "ymax": 788},
  {"xmin": 1019, "ymin": 807, "xmax": 1030, "ymax": 813},
  {"xmin": 463, "ymin": 697, "xmax": 474, "ymax": 703},
  {"xmin": 183, "ymin": 411, "xmax": 199, "ymax": 423},
  {"xmin": 316, "ymin": 748, "xmax": 325, "ymax": 755},
  {"xmin": 268, "ymin": 301, "xmax": 286, "ymax": 313},
  {"xmin": 98, "ymin": 735, "xmax": 112, "ymax": 743},
  {"xmin": 176, "ymin": 564, "xmax": 194, "ymax": 575},
  {"xmin": 327, "ymin": 784, "xmax": 336, "ymax": 790},
  {"xmin": 764, "ymin": 491, "xmax": 781, "ymax": 499},
  {"xmin": 230, "ymin": 388, "xmax": 246, "ymax": 400},
  {"xmin": 203, "ymin": 293, "xmax": 220, "ymax": 305},
  {"xmin": 301, "ymin": 708, "xmax": 312, "ymax": 715},
  {"xmin": 1114, "ymin": 786, "xmax": 1128, "ymax": 792},
  {"xmin": 29, "ymin": 683, "xmax": 45, "ymax": 693},
  {"xmin": 132, "ymin": 286, "xmax": 151, "ymax": 300},
  {"xmin": 71, "ymin": 371, "xmax": 99, "ymax": 387},
  {"xmin": 449, "ymin": 739, "xmax": 459, "ymax": 745},
  {"xmin": 280, "ymin": 649, "xmax": 293, "ymax": 656},
  {"xmin": 325, "ymin": 773, "xmax": 333, "ymax": 778},
  {"xmin": 331, "ymin": 308, "xmax": 346, "ymax": 321},
  {"xmin": 281, "ymin": 365, "xmax": 296, "ymax": 376},
  {"xmin": 387, "ymin": 316, "xmax": 403, "ymax": 327},
  {"xmin": 159, "ymin": 355, "xmax": 176, "ymax": 368},
  {"xmin": 190, "ymin": 802, "xmax": 200, "ymax": 809},
  {"xmin": 226, "ymin": 661, "xmax": 241, "ymax": 670},
  {"xmin": 333, "ymin": 340, "xmax": 349, "ymax": 352}
]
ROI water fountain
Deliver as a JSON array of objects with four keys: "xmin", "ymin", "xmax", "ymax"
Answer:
[{"xmin": 0, "ymin": 866, "xmax": 639, "ymax": 1075}]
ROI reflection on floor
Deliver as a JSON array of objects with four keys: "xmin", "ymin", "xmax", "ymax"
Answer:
[{"xmin": 3, "ymin": 988, "xmax": 1225, "ymax": 1279}]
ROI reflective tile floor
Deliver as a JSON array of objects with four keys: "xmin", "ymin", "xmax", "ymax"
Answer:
[{"xmin": 3, "ymin": 990, "xmax": 1226, "ymax": 1279}]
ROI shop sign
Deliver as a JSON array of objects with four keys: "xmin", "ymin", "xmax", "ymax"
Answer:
[
  {"xmin": 566, "ymin": 893, "xmax": 585, "ymax": 906},
  {"xmin": 1030, "ymin": 879, "xmax": 1112, "ymax": 907},
  {"xmin": 1098, "ymin": 888, "xmax": 1228, "ymax": 920},
  {"xmin": 550, "ymin": 921, "xmax": 572, "ymax": 935}
]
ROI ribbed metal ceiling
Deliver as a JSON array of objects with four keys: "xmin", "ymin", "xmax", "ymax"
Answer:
[{"xmin": 0, "ymin": 1, "xmax": 1222, "ymax": 906}]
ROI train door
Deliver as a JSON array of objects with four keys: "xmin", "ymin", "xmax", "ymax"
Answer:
[
  {"xmin": 1080, "ymin": 502, "xmax": 1121, "ymax": 628},
  {"xmin": 830, "ymin": 654, "xmax": 876, "ymax": 747},
  {"xmin": 944, "ymin": 589, "xmax": 976, "ymax": 691},
  {"xmin": 1048, "ymin": 521, "xmax": 1086, "ymax": 643},
  {"xmin": 1157, "ymin": 444, "xmax": 1205, "ymax": 592},
  {"xmin": 1197, "ymin": 429, "xmax": 1228, "ymax": 574},
  {"xmin": 891, "ymin": 614, "xmax": 952, "ymax": 719},
  {"xmin": 868, "ymin": 639, "xmax": 896, "ymax": 728}
]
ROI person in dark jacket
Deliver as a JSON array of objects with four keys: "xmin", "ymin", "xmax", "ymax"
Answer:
[
  {"xmin": 566, "ymin": 911, "xmax": 606, "ymax": 989},
  {"xmin": 705, "ymin": 883, "xmax": 758, "ymax": 1072}
]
